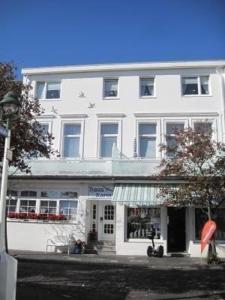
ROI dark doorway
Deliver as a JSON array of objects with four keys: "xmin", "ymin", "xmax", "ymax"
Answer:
[{"xmin": 167, "ymin": 207, "xmax": 186, "ymax": 252}]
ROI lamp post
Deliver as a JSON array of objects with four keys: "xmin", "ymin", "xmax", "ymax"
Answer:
[{"xmin": 0, "ymin": 91, "xmax": 20, "ymax": 300}]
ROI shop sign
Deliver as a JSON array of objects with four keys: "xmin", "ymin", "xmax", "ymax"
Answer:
[
  {"xmin": 201, "ymin": 220, "xmax": 217, "ymax": 253},
  {"xmin": 88, "ymin": 186, "xmax": 113, "ymax": 198}
]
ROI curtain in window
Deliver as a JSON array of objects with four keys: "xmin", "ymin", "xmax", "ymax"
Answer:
[
  {"xmin": 101, "ymin": 138, "xmax": 117, "ymax": 157},
  {"xmin": 140, "ymin": 137, "xmax": 156, "ymax": 158},
  {"xmin": 36, "ymin": 82, "xmax": 45, "ymax": 99},
  {"xmin": 200, "ymin": 76, "xmax": 209, "ymax": 94},
  {"xmin": 182, "ymin": 77, "xmax": 198, "ymax": 94},
  {"xmin": 64, "ymin": 137, "xmax": 80, "ymax": 157}
]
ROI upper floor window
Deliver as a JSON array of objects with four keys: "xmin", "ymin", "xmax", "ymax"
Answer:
[
  {"xmin": 166, "ymin": 123, "xmax": 184, "ymax": 157},
  {"xmin": 39, "ymin": 123, "xmax": 49, "ymax": 135},
  {"xmin": 194, "ymin": 122, "xmax": 212, "ymax": 134},
  {"xmin": 63, "ymin": 124, "xmax": 81, "ymax": 158},
  {"xmin": 182, "ymin": 76, "xmax": 209, "ymax": 95},
  {"xmin": 36, "ymin": 82, "xmax": 61, "ymax": 99},
  {"xmin": 63, "ymin": 124, "xmax": 81, "ymax": 157},
  {"xmin": 138, "ymin": 123, "xmax": 157, "ymax": 158},
  {"xmin": 140, "ymin": 78, "xmax": 154, "ymax": 97},
  {"xmin": 104, "ymin": 79, "xmax": 118, "ymax": 98},
  {"xmin": 100, "ymin": 123, "xmax": 118, "ymax": 157}
]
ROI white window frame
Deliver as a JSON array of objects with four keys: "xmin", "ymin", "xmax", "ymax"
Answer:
[
  {"xmin": 181, "ymin": 76, "xmax": 210, "ymax": 96},
  {"xmin": 163, "ymin": 119, "xmax": 188, "ymax": 157},
  {"xmin": 97, "ymin": 120, "xmax": 121, "ymax": 158},
  {"xmin": 191, "ymin": 118, "xmax": 217, "ymax": 140},
  {"xmin": 136, "ymin": 120, "xmax": 160, "ymax": 159},
  {"xmin": 103, "ymin": 78, "xmax": 119, "ymax": 99},
  {"xmin": 59, "ymin": 200, "xmax": 78, "ymax": 220},
  {"xmin": 19, "ymin": 198, "xmax": 37, "ymax": 213},
  {"xmin": 35, "ymin": 81, "xmax": 61, "ymax": 100},
  {"xmin": 139, "ymin": 77, "xmax": 155, "ymax": 98},
  {"xmin": 7, "ymin": 190, "xmax": 79, "ymax": 222},
  {"xmin": 61, "ymin": 120, "xmax": 84, "ymax": 159}
]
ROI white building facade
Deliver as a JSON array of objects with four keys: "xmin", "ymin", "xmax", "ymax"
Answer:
[{"xmin": 6, "ymin": 60, "xmax": 225, "ymax": 257}]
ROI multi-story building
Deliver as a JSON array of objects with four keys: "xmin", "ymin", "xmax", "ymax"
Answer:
[{"xmin": 7, "ymin": 60, "xmax": 225, "ymax": 257}]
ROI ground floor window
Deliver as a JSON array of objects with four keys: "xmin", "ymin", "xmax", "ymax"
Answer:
[
  {"xmin": 6, "ymin": 190, "xmax": 78, "ymax": 222},
  {"xmin": 40, "ymin": 200, "xmax": 57, "ymax": 214},
  {"xmin": 195, "ymin": 208, "xmax": 225, "ymax": 240},
  {"xmin": 59, "ymin": 200, "xmax": 77, "ymax": 220},
  {"xmin": 127, "ymin": 207, "xmax": 161, "ymax": 239}
]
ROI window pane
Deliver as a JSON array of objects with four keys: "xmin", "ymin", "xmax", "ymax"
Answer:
[
  {"xmin": 64, "ymin": 124, "xmax": 81, "ymax": 135},
  {"xmin": 139, "ymin": 124, "xmax": 156, "ymax": 135},
  {"xmin": 40, "ymin": 124, "xmax": 49, "ymax": 135},
  {"xmin": 64, "ymin": 137, "xmax": 80, "ymax": 157},
  {"xmin": 127, "ymin": 207, "xmax": 161, "ymax": 239},
  {"xmin": 59, "ymin": 200, "xmax": 77, "ymax": 220},
  {"xmin": 141, "ymin": 78, "xmax": 154, "ymax": 96},
  {"xmin": 166, "ymin": 123, "xmax": 184, "ymax": 135},
  {"xmin": 46, "ymin": 82, "xmax": 60, "ymax": 99},
  {"xmin": 101, "ymin": 137, "xmax": 117, "ymax": 157},
  {"xmin": 104, "ymin": 79, "xmax": 118, "ymax": 97},
  {"xmin": 140, "ymin": 137, "xmax": 156, "ymax": 158},
  {"xmin": 21, "ymin": 191, "xmax": 37, "ymax": 197},
  {"xmin": 36, "ymin": 82, "xmax": 45, "ymax": 99},
  {"xmin": 200, "ymin": 76, "xmax": 209, "ymax": 94},
  {"xmin": 194, "ymin": 122, "xmax": 212, "ymax": 134},
  {"xmin": 101, "ymin": 124, "xmax": 118, "ymax": 135},
  {"xmin": 182, "ymin": 77, "xmax": 198, "ymax": 95}
]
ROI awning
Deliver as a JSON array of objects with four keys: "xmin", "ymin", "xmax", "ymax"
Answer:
[{"xmin": 112, "ymin": 184, "xmax": 163, "ymax": 206}]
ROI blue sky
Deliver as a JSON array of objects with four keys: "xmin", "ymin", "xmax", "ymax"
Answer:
[{"xmin": 0, "ymin": 0, "xmax": 225, "ymax": 76}]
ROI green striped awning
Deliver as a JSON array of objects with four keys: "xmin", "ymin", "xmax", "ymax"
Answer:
[{"xmin": 112, "ymin": 184, "xmax": 162, "ymax": 206}]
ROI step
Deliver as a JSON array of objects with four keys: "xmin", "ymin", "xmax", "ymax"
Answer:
[{"xmin": 169, "ymin": 252, "xmax": 190, "ymax": 257}]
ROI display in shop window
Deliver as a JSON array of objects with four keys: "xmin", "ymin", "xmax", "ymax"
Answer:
[{"xmin": 127, "ymin": 207, "xmax": 161, "ymax": 239}]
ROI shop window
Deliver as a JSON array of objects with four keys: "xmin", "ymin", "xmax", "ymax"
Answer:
[
  {"xmin": 61, "ymin": 191, "xmax": 78, "ymax": 198},
  {"xmin": 6, "ymin": 198, "xmax": 17, "ymax": 213},
  {"xmin": 59, "ymin": 200, "xmax": 78, "ymax": 220},
  {"xmin": 7, "ymin": 190, "xmax": 18, "ymax": 197},
  {"xmin": 19, "ymin": 200, "xmax": 36, "ymax": 213},
  {"xmin": 127, "ymin": 207, "xmax": 161, "ymax": 239},
  {"xmin": 195, "ymin": 208, "xmax": 225, "ymax": 240},
  {"xmin": 40, "ymin": 200, "xmax": 57, "ymax": 214},
  {"xmin": 21, "ymin": 190, "xmax": 37, "ymax": 197}
]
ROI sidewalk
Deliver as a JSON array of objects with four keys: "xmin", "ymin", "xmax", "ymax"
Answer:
[{"xmin": 9, "ymin": 250, "xmax": 225, "ymax": 270}]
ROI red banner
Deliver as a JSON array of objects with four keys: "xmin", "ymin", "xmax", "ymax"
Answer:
[{"xmin": 201, "ymin": 220, "xmax": 217, "ymax": 253}]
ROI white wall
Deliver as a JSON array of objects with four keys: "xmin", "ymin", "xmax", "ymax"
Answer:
[{"xmin": 28, "ymin": 66, "xmax": 224, "ymax": 158}]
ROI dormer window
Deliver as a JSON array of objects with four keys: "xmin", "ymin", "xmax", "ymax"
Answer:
[{"xmin": 36, "ymin": 82, "xmax": 61, "ymax": 99}]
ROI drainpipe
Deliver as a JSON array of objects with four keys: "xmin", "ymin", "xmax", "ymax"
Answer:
[{"xmin": 216, "ymin": 67, "xmax": 225, "ymax": 142}]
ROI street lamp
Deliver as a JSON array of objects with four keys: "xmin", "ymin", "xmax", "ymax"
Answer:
[{"xmin": 0, "ymin": 91, "xmax": 20, "ymax": 300}]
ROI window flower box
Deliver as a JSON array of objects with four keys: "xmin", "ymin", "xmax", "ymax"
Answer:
[{"xmin": 7, "ymin": 212, "xmax": 67, "ymax": 221}]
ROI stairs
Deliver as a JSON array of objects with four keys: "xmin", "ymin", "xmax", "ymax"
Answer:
[{"xmin": 86, "ymin": 241, "xmax": 116, "ymax": 255}]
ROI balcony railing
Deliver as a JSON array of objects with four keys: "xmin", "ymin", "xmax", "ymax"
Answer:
[{"xmin": 11, "ymin": 158, "xmax": 160, "ymax": 178}]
